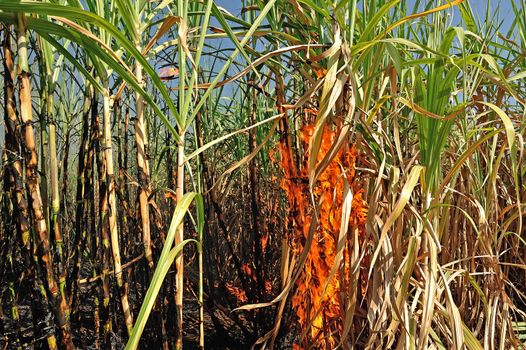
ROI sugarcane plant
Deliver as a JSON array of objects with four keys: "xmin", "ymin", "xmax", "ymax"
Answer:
[{"xmin": 0, "ymin": 0, "xmax": 525, "ymax": 349}]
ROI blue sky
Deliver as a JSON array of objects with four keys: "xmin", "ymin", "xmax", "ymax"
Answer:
[
  {"xmin": 472, "ymin": 0, "xmax": 513, "ymax": 18},
  {"xmin": 216, "ymin": 0, "xmax": 517, "ymax": 34},
  {"xmin": 206, "ymin": 0, "xmax": 520, "ymax": 107},
  {"xmin": 216, "ymin": 0, "xmax": 515, "ymax": 17},
  {"xmin": 464, "ymin": 0, "xmax": 515, "ymax": 33}
]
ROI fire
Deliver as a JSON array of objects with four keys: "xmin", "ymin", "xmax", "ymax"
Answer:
[
  {"xmin": 280, "ymin": 121, "xmax": 367, "ymax": 348},
  {"xmin": 265, "ymin": 280, "xmax": 272, "ymax": 294},
  {"xmin": 225, "ymin": 282, "xmax": 248, "ymax": 303},
  {"xmin": 242, "ymin": 263, "xmax": 256, "ymax": 281},
  {"xmin": 164, "ymin": 191, "xmax": 177, "ymax": 202}
]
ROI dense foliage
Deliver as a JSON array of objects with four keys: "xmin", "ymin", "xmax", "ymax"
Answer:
[{"xmin": 0, "ymin": 0, "xmax": 525, "ymax": 349}]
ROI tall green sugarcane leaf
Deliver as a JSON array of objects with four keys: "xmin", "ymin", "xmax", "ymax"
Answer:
[{"xmin": 0, "ymin": 0, "xmax": 183, "ymax": 129}]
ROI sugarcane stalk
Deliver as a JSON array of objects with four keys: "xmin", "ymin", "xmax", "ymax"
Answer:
[
  {"xmin": 69, "ymin": 87, "xmax": 93, "ymax": 319},
  {"xmin": 3, "ymin": 25, "xmax": 57, "ymax": 350},
  {"xmin": 3, "ymin": 23, "xmax": 30, "ymax": 251},
  {"xmin": 175, "ymin": 138, "xmax": 185, "ymax": 349},
  {"xmin": 16, "ymin": 14, "xmax": 74, "ymax": 349},
  {"xmin": 134, "ymin": 53, "xmax": 154, "ymax": 270},
  {"xmin": 95, "ymin": 109, "xmax": 112, "ymax": 341},
  {"xmin": 102, "ymin": 87, "xmax": 134, "ymax": 335}
]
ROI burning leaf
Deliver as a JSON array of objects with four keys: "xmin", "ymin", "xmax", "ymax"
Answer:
[
  {"xmin": 225, "ymin": 282, "xmax": 248, "ymax": 303},
  {"xmin": 261, "ymin": 233, "xmax": 269, "ymax": 251},
  {"xmin": 315, "ymin": 68, "xmax": 327, "ymax": 79},
  {"xmin": 242, "ymin": 263, "xmax": 252, "ymax": 276},
  {"xmin": 280, "ymin": 120, "xmax": 368, "ymax": 348},
  {"xmin": 265, "ymin": 280, "xmax": 272, "ymax": 294},
  {"xmin": 164, "ymin": 191, "xmax": 177, "ymax": 202}
]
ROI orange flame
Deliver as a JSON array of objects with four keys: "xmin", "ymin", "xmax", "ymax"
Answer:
[
  {"xmin": 225, "ymin": 282, "xmax": 248, "ymax": 303},
  {"xmin": 242, "ymin": 263, "xmax": 256, "ymax": 282},
  {"xmin": 280, "ymin": 120, "xmax": 367, "ymax": 348},
  {"xmin": 164, "ymin": 191, "xmax": 177, "ymax": 202}
]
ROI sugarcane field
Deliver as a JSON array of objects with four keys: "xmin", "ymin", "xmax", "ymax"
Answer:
[{"xmin": 0, "ymin": 0, "xmax": 525, "ymax": 349}]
